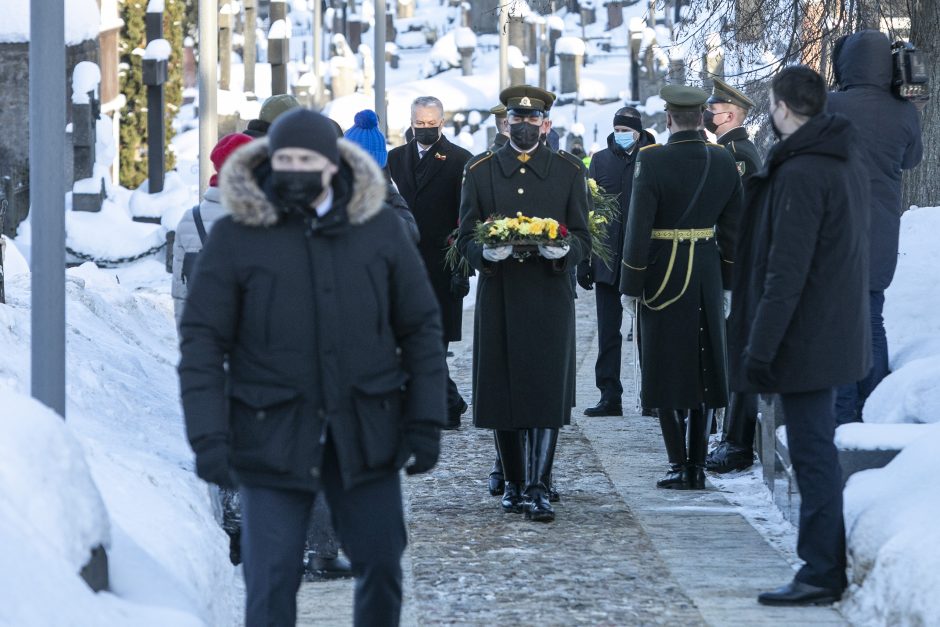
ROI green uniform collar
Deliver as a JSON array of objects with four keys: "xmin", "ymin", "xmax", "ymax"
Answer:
[
  {"xmin": 666, "ymin": 130, "xmax": 706, "ymax": 144},
  {"xmin": 496, "ymin": 143, "xmax": 552, "ymax": 179}
]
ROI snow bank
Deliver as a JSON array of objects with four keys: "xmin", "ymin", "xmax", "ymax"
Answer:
[
  {"xmin": 0, "ymin": 0, "xmax": 101, "ymax": 45},
  {"xmin": 864, "ymin": 206, "xmax": 940, "ymax": 424},
  {"xmin": 0, "ymin": 261, "xmax": 241, "ymax": 625},
  {"xmin": 842, "ymin": 423, "xmax": 940, "ymax": 626},
  {"xmin": 835, "ymin": 423, "xmax": 934, "ymax": 451}
]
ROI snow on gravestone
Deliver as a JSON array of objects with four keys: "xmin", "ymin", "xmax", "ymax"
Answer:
[
  {"xmin": 0, "ymin": 391, "xmax": 110, "ymax": 574},
  {"xmin": 71, "ymin": 61, "xmax": 101, "ymax": 105}
]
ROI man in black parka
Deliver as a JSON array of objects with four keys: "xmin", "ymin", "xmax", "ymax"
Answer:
[
  {"xmin": 178, "ymin": 109, "xmax": 445, "ymax": 627},
  {"xmin": 729, "ymin": 67, "xmax": 870, "ymax": 606},
  {"xmin": 457, "ymin": 85, "xmax": 591, "ymax": 523},
  {"xmin": 577, "ymin": 106, "xmax": 655, "ymax": 417},
  {"xmin": 388, "ymin": 96, "xmax": 473, "ymax": 429},
  {"xmin": 828, "ymin": 30, "xmax": 923, "ymax": 425},
  {"xmin": 620, "ymin": 85, "xmax": 742, "ymax": 491}
]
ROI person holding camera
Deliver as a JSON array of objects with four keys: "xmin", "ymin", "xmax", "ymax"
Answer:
[{"xmin": 828, "ymin": 30, "xmax": 923, "ymax": 424}]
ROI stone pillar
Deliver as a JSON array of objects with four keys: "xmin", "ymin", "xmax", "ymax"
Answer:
[
  {"xmin": 548, "ymin": 20, "xmax": 563, "ymax": 67},
  {"xmin": 347, "ymin": 14, "xmax": 362, "ymax": 53},
  {"xmin": 397, "ymin": 0, "xmax": 414, "ymax": 18},
  {"xmin": 538, "ymin": 22, "xmax": 549, "ymax": 90},
  {"xmin": 508, "ymin": 15, "xmax": 526, "ymax": 55},
  {"xmin": 607, "ymin": 1, "xmax": 624, "ymax": 30},
  {"xmin": 469, "ymin": 0, "xmax": 497, "ymax": 34},
  {"xmin": 269, "ymin": 0, "xmax": 290, "ymax": 95},
  {"xmin": 330, "ymin": 57, "xmax": 356, "ymax": 98},
  {"xmin": 218, "ymin": 2, "xmax": 233, "ymax": 90},
  {"xmin": 703, "ymin": 32, "xmax": 724, "ymax": 89},
  {"xmin": 456, "ymin": 26, "xmax": 476, "ymax": 77},
  {"xmin": 668, "ymin": 57, "xmax": 686, "ymax": 85},
  {"xmin": 557, "ymin": 37, "xmax": 585, "ymax": 94},
  {"xmin": 243, "ymin": 0, "xmax": 257, "ymax": 94}
]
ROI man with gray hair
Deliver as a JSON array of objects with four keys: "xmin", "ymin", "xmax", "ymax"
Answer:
[{"xmin": 388, "ymin": 97, "xmax": 474, "ymax": 429}]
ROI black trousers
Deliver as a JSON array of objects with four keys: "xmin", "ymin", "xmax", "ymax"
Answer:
[
  {"xmin": 240, "ymin": 442, "xmax": 406, "ymax": 627},
  {"xmin": 594, "ymin": 282, "xmax": 624, "ymax": 403},
  {"xmin": 779, "ymin": 388, "xmax": 847, "ymax": 591},
  {"xmin": 445, "ymin": 341, "xmax": 464, "ymax": 414}
]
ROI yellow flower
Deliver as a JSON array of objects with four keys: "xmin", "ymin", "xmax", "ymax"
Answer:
[
  {"xmin": 547, "ymin": 222, "xmax": 558, "ymax": 239},
  {"xmin": 588, "ymin": 178, "xmax": 599, "ymax": 194}
]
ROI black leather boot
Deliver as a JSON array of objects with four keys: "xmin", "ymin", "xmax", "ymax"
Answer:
[
  {"xmin": 706, "ymin": 393, "xmax": 757, "ymax": 472},
  {"xmin": 687, "ymin": 406, "xmax": 714, "ymax": 490},
  {"xmin": 495, "ymin": 430, "xmax": 525, "ymax": 513},
  {"xmin": 538, "ymin": 428, "xmax": 560, "ymax": 503},
  {"xmin": 523, "ymin": 428, "xmax": 556, "ymax": 522},
  {"xmin": 656, "ymin": 409, "xmax": 690, "ymax": 489},
  {"xmin": 488, "ymin": 433, "xmax": 504, "ymax": 496}
]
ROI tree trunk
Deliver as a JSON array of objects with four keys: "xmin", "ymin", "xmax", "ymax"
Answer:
[{"xmin": 901, "ymin": 0, "xmax": 940, "ymax": 208}]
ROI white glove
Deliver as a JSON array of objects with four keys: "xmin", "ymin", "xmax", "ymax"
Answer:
[
  {"xmin": 723, "ymin": 290, "xmax": 732, "ymax": 319},
  {"xmin": 621, "ymin": 294, "xmax": 637, "ymax": 318},
  {"xmin": 538, "ymin": 243, "xmax": 570, "ymax": 259},
  {"xmin": 482, "ymin": 244, "xmax": 512, "ymax": 262}
]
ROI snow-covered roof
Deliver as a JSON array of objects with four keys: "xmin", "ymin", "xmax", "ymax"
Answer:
[{"xmin": 0, "ymin": 0, "xmax": 101, "ymax": 45}]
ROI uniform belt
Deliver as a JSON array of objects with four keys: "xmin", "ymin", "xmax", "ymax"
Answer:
[{"xmin": 650, "ymin": 228, "xmax": 714, "ymax": 242}]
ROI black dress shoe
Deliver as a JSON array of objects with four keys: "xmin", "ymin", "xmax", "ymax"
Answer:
[
  {"xmin": 304, "ymin": 554, "xmax": 354, "ymax": 581},
  {"xmin": 656, "ymin": 464, "xmax": 691, "ymax": 489},
  {"xmin": 687, "ymin": 465, "xmax": 706, "ymax": 490},
  {"xmin": 584, "ymin": 400, "xmax": 623, "ymax": 417},
  {"xmin": 501, "ymin": 482, "xmax": 525, "ymax": 513},
  {"xmin": 523, "ymin": 489, "xmax": 555, "ymax": 522},
  {"xmin": 705, "ymin": 441, "xmax": 754, "ymax": 473},
  {"xmin": 488, "ymin": 465, "xmax": 504, "ymax": 496},
  {"xmin": 758, "ymin": 580, "xmax": 843, "ymax": 606},
  {"xmin": 547, "ymin": 485, "xmax": 560, "ymax": 503}
]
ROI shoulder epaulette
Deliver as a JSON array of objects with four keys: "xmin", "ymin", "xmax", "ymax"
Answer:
[
  {"xmin": 467, "ymin": 151, "xmax": 494, "ymax": 171},
  {"xmin": 706, "ymin": 142, "xmax": 723, "ymax": 148},
  {"xmin": 556, "ymin": 150, "xmax": 584, "ymax": 169},
  {"xmin": 639, "ymin": 143, "xmax": 662, "ymax": 152}
]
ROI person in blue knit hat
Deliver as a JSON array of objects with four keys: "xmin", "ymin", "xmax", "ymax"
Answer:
[
  {"xmin": 343, "ymin": 110, "xmax": 419, "ymax": 242},
  {"xmin": 344, "ymin": 109, "xmax": 388, "ymax": 167}
]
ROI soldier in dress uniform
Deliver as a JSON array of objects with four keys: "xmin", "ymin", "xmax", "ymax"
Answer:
[
  {"xmin": 620, "ymin": 85, "xmax": 743, "ymax": 490},
  {"xmin": 457, "ymin": 85, "xmax": 591, "ymax": 522},
  {"xmin": 489, "ymin": 103, "xmax": 510, "ymax": 150},
  {"xmin": 703, "ymin": 78, "xmax": 766, "ymax": 474}
]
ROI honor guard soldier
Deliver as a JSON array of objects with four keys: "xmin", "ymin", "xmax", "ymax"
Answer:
[
  {"xmin": 703, "ymin": 78, "xmax": 765, "ymax": 474},
  {"xmin": 489, "ymin": 103, "xmax": 510, "ymax": 150},
  {"xmin": 619, "ymin": 85, "xmax": 743, "ymax": 490},
  {"xmin": 457, "ymin": 85, "xmax": 591, "ymax": 522}
]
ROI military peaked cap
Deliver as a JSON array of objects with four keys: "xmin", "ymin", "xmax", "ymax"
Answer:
[
  {"xmin": 489, "ymin": 103, "xmax": 508, "ymax": 117},
  {"xmin": 707, "ymin": 78, "xmax": 755, "ymax": 110},
  {"xmin": 660, "ymin": 85, "xmax": 709, "ymax": 112},
  {"xmin": 500, "ymin": 84, "xmax": 557, "ymax": 114}
]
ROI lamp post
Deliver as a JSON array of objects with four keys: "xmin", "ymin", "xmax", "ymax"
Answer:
[
  {"xmin": 30, "ymin": 0, "xmax": 67, "ymax": 417},
  {"xmin": 198, "ymin": 0, "xmax": 219, "ymax": 198},
  {"xmin": 375, "ymin": 0, "xmax": 387, "ymax": 134},
  {"xmin": 144, "ymin": 4, "xmax": 168, "ymax": 194}
]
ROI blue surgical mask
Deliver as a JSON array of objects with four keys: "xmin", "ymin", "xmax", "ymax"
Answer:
[{"xmin": 614, "ymin": 131, "xmax": 636, "ymax": 150}]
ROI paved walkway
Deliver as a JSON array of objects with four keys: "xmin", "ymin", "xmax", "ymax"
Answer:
[{"xmin": 296, "ymin": 289, "xmax": 847, "ymax": 625}]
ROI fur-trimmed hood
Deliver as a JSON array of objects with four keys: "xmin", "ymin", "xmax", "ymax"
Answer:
[{"xmin": 219, "ymin": 137, "xmax": 388, "ymax": 227}]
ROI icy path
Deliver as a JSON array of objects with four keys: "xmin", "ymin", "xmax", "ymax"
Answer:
[{"xmin": 295, "ymin": 289, "xmax": 847, "ymax": 625}]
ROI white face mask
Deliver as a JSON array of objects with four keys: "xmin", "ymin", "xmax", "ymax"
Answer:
[{"xmin": 614, "ymin": 131, "xmax": 636, "ymax": 150}]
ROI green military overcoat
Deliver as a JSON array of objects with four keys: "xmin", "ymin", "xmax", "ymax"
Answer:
[
  {"xmin": 457, "ymin": 143, "xmax": 591, "ymax": 429},
  {"xmin": 620, "ymin": 130, "xmax": 742, "ymax": 410},
  {"xmin": 715, "ymin": 126, "xmax": 763, "ymax": 182}
]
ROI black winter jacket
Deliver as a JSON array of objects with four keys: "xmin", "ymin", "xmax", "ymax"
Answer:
[
  {"xmin": 729, "ymin": 114, "xmax": 871, "ymax": 394},
  {"xmin": 828, "ymin": 30, "xmax": 923, "ymax": 291},
  {"xmin": 178, "ymin": 138, "xmax": 445, "ymax": 492}
]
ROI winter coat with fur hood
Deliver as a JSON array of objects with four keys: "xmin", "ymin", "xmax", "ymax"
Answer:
[{"xmin": 178, "ymin": 138, "xmax": 446, "ymax": 492}]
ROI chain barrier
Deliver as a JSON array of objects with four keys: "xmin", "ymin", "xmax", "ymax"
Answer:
[{"xmin": 66, "ymin": 242, "xmax": 167, "ymax": 268}]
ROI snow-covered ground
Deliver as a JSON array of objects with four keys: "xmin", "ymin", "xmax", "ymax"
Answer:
[{"xmin": 0, "ymin": 254, "xmax": 241, "ymax": 626}]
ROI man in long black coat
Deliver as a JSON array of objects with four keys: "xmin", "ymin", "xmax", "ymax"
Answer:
[
  {"xmin": 457, "ymin": 85, "xmax": 591, "ymax": 523},
  {"xmin": 178, "ymin": 109, "xmax": 445, "ymax": 626},
  {"xmin": 388, "ymin": 96, "xmax": 473, "ymax": 429},
  {"xmin": 702, "ymin": 78, "xmax": 766, "ymax": 474},
  {"xmin": 730, "ymin": 67, "xmax": 870, "ymax": 606},
  {"xmin": 577, "ymin": 106, "xmax": 655, "ymax": 417},
  {"xmin": 827, "ymin": 30, "xmax": 923, "ymax": 424},
  {"xmin": 620, "ymin": 85, "xmax": 742, "ymax": 491}
]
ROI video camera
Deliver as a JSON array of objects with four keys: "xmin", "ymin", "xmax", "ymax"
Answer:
[{"xmin": 891, "ymin": 41, "xmax": 929, "ymax": 105}]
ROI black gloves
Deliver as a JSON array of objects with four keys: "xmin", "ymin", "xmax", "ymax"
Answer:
[
  {"xmin": 404, "ymin": 425, "xmax": 441, "ymax": 475},
  {"xmin": 744, "ymin": 355, "xmax": 775, "ymax": 389},
  {"xmin": 193, "ymin": 436, "xmax": 236, "ymax": 489},
  {"xmin": 450, "ymin": 272, "xmax": 471, "ymax": 298},
  {"xmin": 576, "ymin": 265, "xmax": 594, "ymax": 291}
]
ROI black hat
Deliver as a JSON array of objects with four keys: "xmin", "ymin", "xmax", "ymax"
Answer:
[
  {"xmin": 268, "ymin": 108, "xmax": 340, "ymax": 165},
  {"xmin": 660, "ymin": 85, "xmax": 709, "ymax": 112},
  {"xmin": 613, "ymin": 107, "xmax": 644, "ymax": 133},
  {"xmin": 707, "ymin": 78, "xmax": 755, "ymax": 110},
  {"xmin": 500, "ymin": 84, "xmax": 557, "ymax": 115}
]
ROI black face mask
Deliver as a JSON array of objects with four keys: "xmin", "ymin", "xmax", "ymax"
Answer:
[
  {"xmin": 413, "ymin": 127, "xmax": 441, "ymax": 146},
  {"xmin": 510, "ymin": 122, "xmax": 542, "ymax": 151},
  {"xmin": 703, "ymin": 109, "xmax": 719, "ymax": 134},
  {"xmin": 272, "ymin": 170, "xmax": 325, "ymax": 211}
]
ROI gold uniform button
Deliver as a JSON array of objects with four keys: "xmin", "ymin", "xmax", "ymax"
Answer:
[{"xmin": 517, "ymin": 188, "xmax": 524, "ymax": 194}]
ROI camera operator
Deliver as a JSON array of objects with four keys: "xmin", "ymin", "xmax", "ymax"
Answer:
[{"xmin": 828, "ymin": 30, "xmax": 924, "ymax": 424}]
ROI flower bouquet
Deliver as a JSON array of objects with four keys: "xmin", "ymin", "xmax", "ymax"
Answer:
[
  {"xmin": 586, "ymin": 178, "xmax": 620, "ymax": 269},
  {"xmin": 444, "ymin": 213, "xmax": 569, "ymax": 272}
]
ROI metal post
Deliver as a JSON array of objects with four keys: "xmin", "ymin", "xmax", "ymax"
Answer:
[
  {"xmin": 374, "ymin": 0, "xmax": 387, "ymax": 134},
  {"xmin": 313, "ymin": 0, "xmax": 323, "ymax": 105},
  {"xmin": 498, "ymin": 2, "xmax": 508, "ymax": 90},
  {"xmin": 199, "ymin": 0, "xmax": 219, "ymax": 198},
  {"xmin": 30, "ymin": 0, "xmax": 67, "ymax": 417},
  {"xmin": 145, "ymin": 7, "xmax": 166, "ymax": 194},
  {"xmin": 244, "ymin": 0, "xmax": 257, "ymax": 94}
]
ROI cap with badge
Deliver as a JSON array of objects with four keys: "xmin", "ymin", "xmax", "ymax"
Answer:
[
  {"xmin": 707, "ymin": 77, "xmax": 755, "ymax": 110},
  {"xmin": 500, "ymin": 84, "xmax": 557, "ymax": 115},
  {"xmin": 660, "ymin": 84, "xmax": 709, "ymax": 112},
  {"xmin": 489, "ymin": 103, "xmax": 508, "ymax": 118}
]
